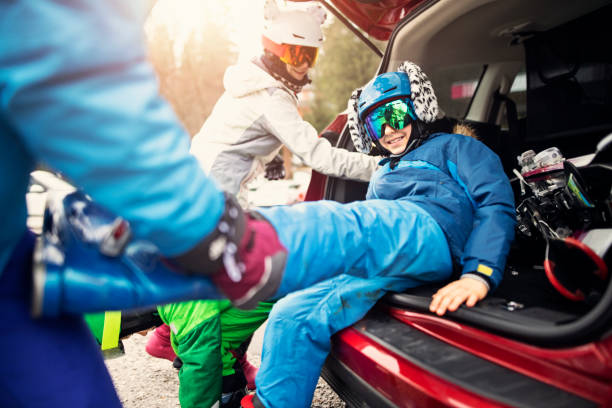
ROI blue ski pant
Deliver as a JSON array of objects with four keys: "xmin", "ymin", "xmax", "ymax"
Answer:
[
  {"xmin": 0, "ymin": 231, "xmax": 121, "ymax": 408},
  {"xmin": 255, "ymin": 199, "xmax": 453, "ymax": 408}
]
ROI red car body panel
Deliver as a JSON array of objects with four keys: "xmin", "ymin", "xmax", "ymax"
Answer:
[
  {"xmin": 326, "ymin": 0, "xmax": 425, "ymax": 41},
  {"xmin": 334, "ymin": 327, "xmax": 512, "ymax": 407},
  {"xmin": 304, "ymin": 114, "xmax": 348, "ymax": 202},
  {"xmin": 333, "ymin": 306, "xmax": 612, "ymax": 407},
  {"xmin": 388, "ymin": 308, "xmax": 612, "ymax": 404}
]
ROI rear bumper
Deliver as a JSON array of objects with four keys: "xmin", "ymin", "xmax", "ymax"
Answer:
[{"xmin": 323, "ymin": 309, "xmax": 598, "ymax": 408}]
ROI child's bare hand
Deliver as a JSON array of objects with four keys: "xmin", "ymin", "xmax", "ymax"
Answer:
[{"xmin": 429, "ymin": 277, "xmax": 488, "ymax": 316}]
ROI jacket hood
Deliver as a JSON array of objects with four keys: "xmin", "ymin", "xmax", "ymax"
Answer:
[{"xmin": 223, "ymin": 60, "xmax": 293, "ymax": 99}]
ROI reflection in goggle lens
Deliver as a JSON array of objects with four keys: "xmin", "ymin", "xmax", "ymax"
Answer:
[
  {"xmin": 280, "ymin": 44, "xmax": 319, "ymax": 67},
  {"xmin": 364, "ymin": 98, "xmax": 416, "ymax": 140}
]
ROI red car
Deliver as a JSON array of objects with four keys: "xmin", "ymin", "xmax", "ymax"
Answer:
[{"xmin": 303, "ymin": 0, "xmax": 612, "ymax": 406}]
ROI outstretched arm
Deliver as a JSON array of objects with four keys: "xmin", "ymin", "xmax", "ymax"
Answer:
[
  {"xmin": 262, "ymin": 91, "xmax": 380, "ymax": 182},
  {"xmin": 428, "ymin": 137, "xmax": 516, "ymax": 316}
]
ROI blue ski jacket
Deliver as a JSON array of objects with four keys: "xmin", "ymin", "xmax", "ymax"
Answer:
[
  {"xmin": 0, "ymin": 0, "xmax": 224, "ymax": 274},
  {"xmin": 367, "ymin": 132, "xmax": 516, "ymax": 289}
]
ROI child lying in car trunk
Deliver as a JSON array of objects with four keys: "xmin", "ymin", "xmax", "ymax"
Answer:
[{"xmin": 238, "ymin": 61, "xmax": 516, "ymax": 408}]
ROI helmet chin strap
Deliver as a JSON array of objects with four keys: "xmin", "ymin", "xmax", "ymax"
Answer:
[
  {"xmin": 393, "ymin": 138, "xmax": 419, "ymax": 157},
  {"xmin": 387, "ymin": 140, "xmax": 414, "ymax": 169}
]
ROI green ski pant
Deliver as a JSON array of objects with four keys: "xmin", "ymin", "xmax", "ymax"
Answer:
[{"xmin": 158, "ymin": 300, "xmax": 273, "ymax": 408}]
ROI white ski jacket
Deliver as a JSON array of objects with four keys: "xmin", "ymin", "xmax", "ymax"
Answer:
[{"xmin": 190, "ymin": 59, "xmax": 379, "ymax": 205}]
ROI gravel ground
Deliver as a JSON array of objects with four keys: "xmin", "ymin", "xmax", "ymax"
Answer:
[{"xmin": 106, "ymin": 322, "xmax": 345, "ymax": 408}]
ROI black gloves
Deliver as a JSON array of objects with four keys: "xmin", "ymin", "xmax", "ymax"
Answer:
[{"xmin": 264, "ymin": 155, "xmax": 286, "ymax": 180}]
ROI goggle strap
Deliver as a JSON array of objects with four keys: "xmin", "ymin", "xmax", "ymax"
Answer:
[{"xmin": 262, "ymin": 36, "xmax": 285, "ymax": 59}]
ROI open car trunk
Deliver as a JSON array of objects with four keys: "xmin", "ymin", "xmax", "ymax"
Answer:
[{"xmin": 321, "ymin": 3, "xmax": 612, "ymax": 348}]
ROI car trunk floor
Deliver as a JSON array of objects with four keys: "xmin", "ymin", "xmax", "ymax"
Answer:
[{"xmin": 383, "ymin": 262, "xmax": 611, "ymax": 346}]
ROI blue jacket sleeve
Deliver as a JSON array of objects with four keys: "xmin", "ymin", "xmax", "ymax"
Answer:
[
  {"xmin": 452, "ymin": 138, "xmax": 516, "ymax": 289},
  {"xmin": 1, "ymin": 0, "xmax": 224, "ymax": 256}
]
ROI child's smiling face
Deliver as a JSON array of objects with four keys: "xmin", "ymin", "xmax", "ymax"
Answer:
[
  {"xmin": 379, "ymin": 123, "xmax": 412, "ymax": 155},
  {"xmin": 286, "ymin": 62, "xmax": 310, "ymax": 81}
]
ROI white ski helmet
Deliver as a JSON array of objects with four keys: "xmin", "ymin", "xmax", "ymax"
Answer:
[{"xmin": 262, "ymin": 0, "xmax": 326, "ymax": 53}]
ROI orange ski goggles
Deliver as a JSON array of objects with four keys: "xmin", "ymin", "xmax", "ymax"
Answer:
[{"xmin": 262, "ymin": 36, "xmax": 319, "ymax": 68}]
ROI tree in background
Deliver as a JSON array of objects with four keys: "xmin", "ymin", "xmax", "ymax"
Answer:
[
  {"xmin": 143, "ymin": 1, "xmax": 383, "ymax": 137},
  {"xmin": 304, "ymin": 18, "xmax": 385, "ymax": 133},
  {"xmin": 145, "ymin": 1, "xmax": 237, "ymax": 136}
]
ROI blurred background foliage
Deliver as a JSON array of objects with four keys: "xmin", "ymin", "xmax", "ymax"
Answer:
[
  {"xmin": 144, "ymin": 0, "xmax": 384, "ymax": 137},
  {"xmin": 145, "ymin": 1, "xmax": 237, "ymax": 136}
]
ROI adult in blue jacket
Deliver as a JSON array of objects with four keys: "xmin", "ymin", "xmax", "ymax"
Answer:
[
  {"xmin": 240, "ymin": 61, "xmax": 516, "ymax": 408},
  {"xmin": 0, "ymin": 2, "xmax": 287, "ymax": 407}
]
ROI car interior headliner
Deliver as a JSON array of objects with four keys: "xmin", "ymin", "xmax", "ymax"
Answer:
[{"xmin": 385, "ymin": 0, "xmax": 611, "ymax": 74}]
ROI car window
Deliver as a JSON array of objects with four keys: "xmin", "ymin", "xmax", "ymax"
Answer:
[
  {"xmin": 430, "ymin": 64, "xmax": 484, "ymax": 119},
  {"xmin": 500, "ymin": 70, "xmax": 527, "ymax": 131}
]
